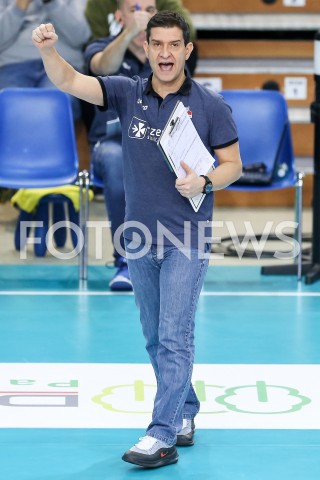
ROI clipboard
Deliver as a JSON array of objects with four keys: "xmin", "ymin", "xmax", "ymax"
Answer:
[{"xmin": 158, "ymin": 101, "xmax": 215, "ymax": 212}]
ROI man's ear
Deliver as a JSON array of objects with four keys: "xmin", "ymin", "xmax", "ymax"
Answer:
[
  {"xmin": 185, "ymin": 42, "xmax": 194, "ymax": 61},
  {"xmin": 114, "ymin": 9, "xmax": 123, "ymax": 24},
  {"xmin": 143, "ymin": 40, "xmax": 149, "ymax": 58}
]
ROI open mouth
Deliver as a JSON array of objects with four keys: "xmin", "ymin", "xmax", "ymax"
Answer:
[{"xmin": 159, "ymin": 62, "xmax": 174, "ymax": 72}]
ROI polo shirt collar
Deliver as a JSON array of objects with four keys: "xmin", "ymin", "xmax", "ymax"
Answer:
[{"xmin": 144, "ymin": 71, "xmax": 192, "ymax": 98}]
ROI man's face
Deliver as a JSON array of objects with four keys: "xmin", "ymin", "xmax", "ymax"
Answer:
[
  {"xmin": 144, "ymin": 26, "xmax": 193, "ymax": 86},
  {"xmin": 117, "ymin": 0, "xmax": 157, "ymax": 47}
]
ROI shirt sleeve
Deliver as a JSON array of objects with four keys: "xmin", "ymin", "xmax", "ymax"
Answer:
[
  {"xmin": 0, "ymin": 4, "xmax": 25, "ymax": 50},
  {"xmin": 97, "ymin": 75, "xmax": 135, "ymax": 114},
  {"xmin": 211, "ymin": 96, "xmax": 238, "ymax": 150}
]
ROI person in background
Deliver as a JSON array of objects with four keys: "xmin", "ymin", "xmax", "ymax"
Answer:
[
  {"xmin": 0, "ymin": 0, "xmax": 91, "ymax": 120},
  {"xmin": 84, "ymin": 0, "xmax": 155, "ymax": 291},
  {"xmin": 85, "ymin": 0, "xmax": 198, "ymax": 74},
  {"xmin": 32, "ymin": 11, "xmax": 241, "ymax": 468}
]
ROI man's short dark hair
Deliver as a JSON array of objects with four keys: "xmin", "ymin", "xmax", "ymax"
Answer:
[{"xmin": 146, "ymin": 11, "xmax": 190, "ymax": 45}]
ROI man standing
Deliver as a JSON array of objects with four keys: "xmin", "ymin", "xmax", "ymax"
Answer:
[{"xmin": 32, "ymin": 12, "xmax": 242, "ymax": 468}]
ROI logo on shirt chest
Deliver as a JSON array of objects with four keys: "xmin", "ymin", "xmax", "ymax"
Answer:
[
  {"xmin": 128, "ymin": 117, "xmax": 162, "ymax": 142},
  {"xmin": 128, "ymin": 117, "xmax": 148, "ymax": 139}
]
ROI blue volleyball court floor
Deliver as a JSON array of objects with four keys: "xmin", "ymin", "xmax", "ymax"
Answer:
[{"xmin": 0, "ymin": 264, "xmax": 320, "ymax": 480}]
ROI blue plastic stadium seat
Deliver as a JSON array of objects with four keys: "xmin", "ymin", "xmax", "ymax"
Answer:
[
  {"xmin": 0, "ymin": 88, "xmax": 84, "ymax": 282},
  {"xmin": 220, "ymin": 89, "xmax": 302, "ymax": 279}
]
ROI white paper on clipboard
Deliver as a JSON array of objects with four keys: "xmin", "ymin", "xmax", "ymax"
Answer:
[{"xmin": 158, "ymin": 101, "xmax": 215, "ymax": 212}]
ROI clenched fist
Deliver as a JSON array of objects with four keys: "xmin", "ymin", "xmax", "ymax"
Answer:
[{"xmin": 32, "ymin": 23, "xmax": 58, "ymax": 50}]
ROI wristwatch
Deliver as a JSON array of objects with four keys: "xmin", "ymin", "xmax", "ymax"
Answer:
[{"xmin": 200, "ymin": 175, "xmax": 213, "ymax": 194}]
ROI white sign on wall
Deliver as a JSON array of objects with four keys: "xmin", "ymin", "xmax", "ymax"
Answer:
[
  {"xmin": 284, "ymin": 77, "xmax": 308, "ymax": 100},
  {"xmin": 283, "ymin": 0, "xmax": 306, "ymax": 7},
  {"xmin": 195, "ymin": 77, "xmax": 223, "ymax": 93}
]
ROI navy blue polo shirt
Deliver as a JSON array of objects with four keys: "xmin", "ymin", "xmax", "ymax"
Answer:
[
  {"xmin": 97, "ymin": 73, "xmax": 238, "ymax": 249},
  {"xmin": 84, "ymin": 34, "xmax": 151, "ymax": 145}
]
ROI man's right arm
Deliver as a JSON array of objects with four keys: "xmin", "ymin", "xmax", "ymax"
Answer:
[{"xmin": 32, "ymin": 23, "xmax": 104, "ymax": 106}]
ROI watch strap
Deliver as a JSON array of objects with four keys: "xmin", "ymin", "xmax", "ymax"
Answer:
[{"xmin": 200, "ymin": 175, "xmax": 212, "ymax": 194}]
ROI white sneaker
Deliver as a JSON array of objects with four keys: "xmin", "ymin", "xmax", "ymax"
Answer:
[
  {"xmin": 130, "ymin": 435, "xmax": 169, "ymax": 454},
  {"xmin": 122, "ymin": 435, "xmax": 178, "ymax": 468},
  {"xmin": 176, "ymin": 418, "xmax": 195, "ymax": 446}
]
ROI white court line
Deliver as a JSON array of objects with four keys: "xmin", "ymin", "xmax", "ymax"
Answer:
[{"xmin": 0, "ymin": 291, "xmax": 320, "ymax": 297}]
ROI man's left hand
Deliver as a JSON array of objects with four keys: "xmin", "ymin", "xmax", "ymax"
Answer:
[{"xmin": 175, "ymin": 161, "xmax": 205, "ymax": 198}]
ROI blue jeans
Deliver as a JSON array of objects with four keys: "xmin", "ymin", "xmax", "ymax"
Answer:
[
  {"xmin": 0, "ymin": 59, "xmax": 81, "ymax": 121},
  {"xmin": 125, "ymin": 239, "xmax": 209, "ymax": 445},
  {"xmin": 92, "ymin": 135, "xmax": 125, "ymax": 260}
]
